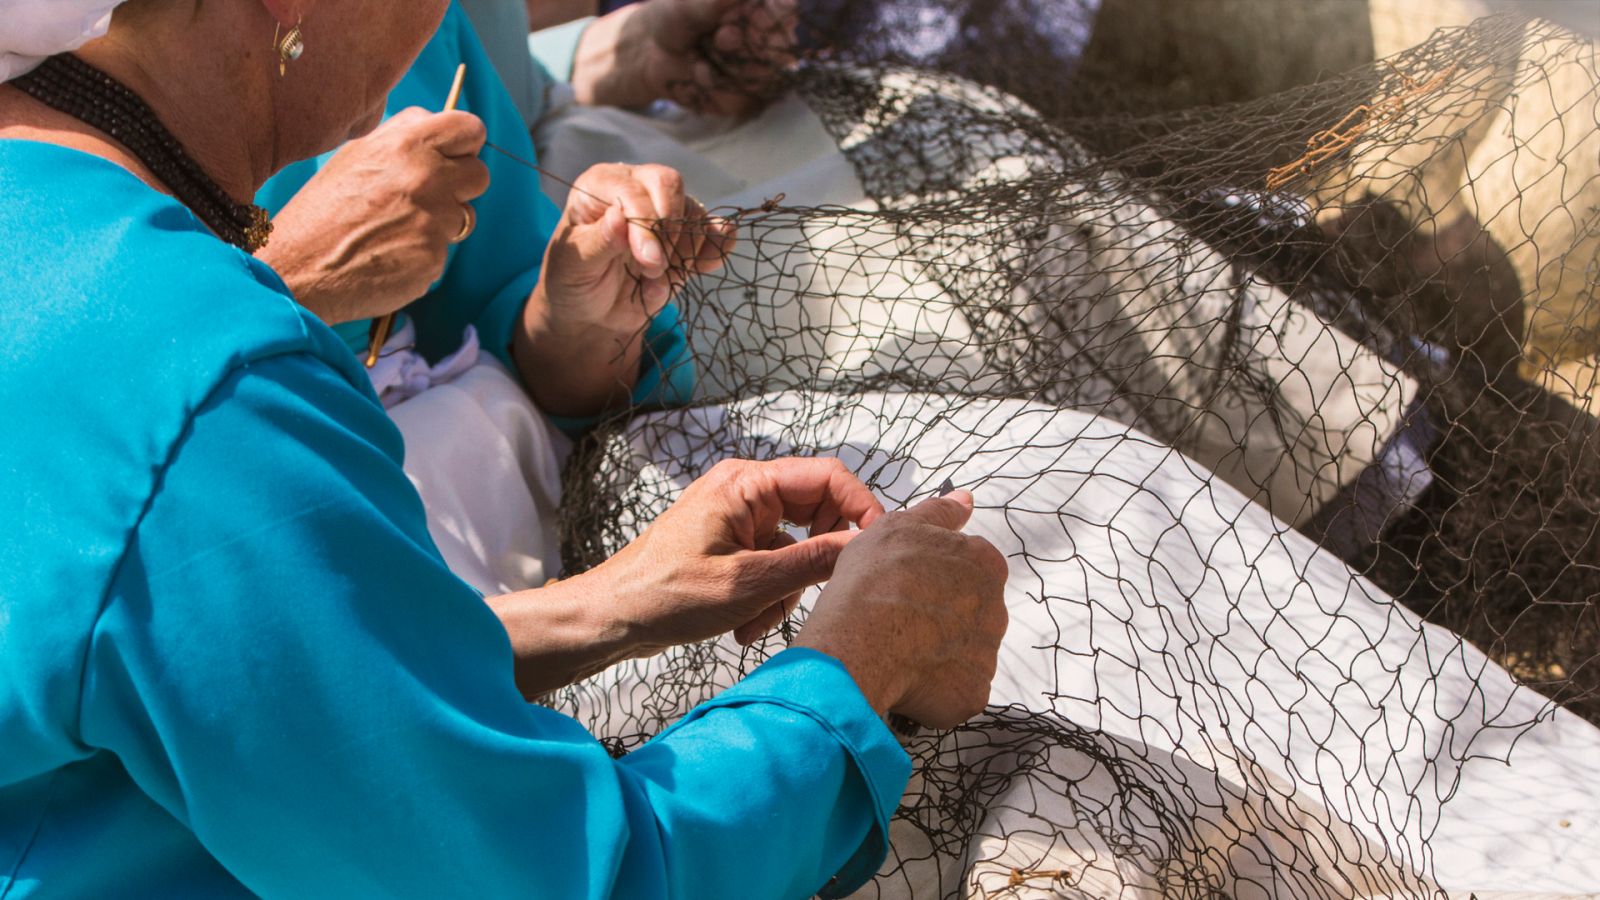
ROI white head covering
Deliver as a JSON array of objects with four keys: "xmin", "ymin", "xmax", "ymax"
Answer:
[{"xmin": 0, "ymin": 0, "xmax": 127, "ymax": 83}]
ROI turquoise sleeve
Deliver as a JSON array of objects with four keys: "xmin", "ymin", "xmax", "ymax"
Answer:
[
  {"xmin": 78, "ymin": 354, "xmax": 907, "ymax": 899},
  {"xmin": 455, "ymin": 0, "xmax": 553, "ymax": 127}
]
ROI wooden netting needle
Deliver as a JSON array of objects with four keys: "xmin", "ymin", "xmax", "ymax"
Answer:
[{"xmin": 367, "ymin": 62, "xmax": 467, "ymax": 368}]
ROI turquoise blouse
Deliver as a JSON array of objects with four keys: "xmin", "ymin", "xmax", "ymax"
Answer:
[
  {"xmin": 257, "ymin": 2, "xmax": 694, "ymax": 424},
  {"xmin": 0, "ymin": 139, "xmax": 908, "ymax": 897}
]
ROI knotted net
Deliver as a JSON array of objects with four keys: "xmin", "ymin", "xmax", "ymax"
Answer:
[{"xmin": 544, "ymin": 3, "xmax": 1600, "ymax": 896}]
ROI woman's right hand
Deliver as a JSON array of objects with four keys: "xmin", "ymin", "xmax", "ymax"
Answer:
[
  {"xmin": 796, "ymin": 492, "xmax": 1011, "ymax": 730},
  {"xmin": 256, "ymin": 107, "xmax": 490, "ymax": 325}
]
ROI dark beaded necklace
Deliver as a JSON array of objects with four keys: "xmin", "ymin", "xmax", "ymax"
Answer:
[{"xmin": 11, "ymin": 54, "xmax": 273, "ymax": 252}]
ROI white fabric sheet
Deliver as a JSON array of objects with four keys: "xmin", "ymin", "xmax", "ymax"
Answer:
[{"xmin": 554, "ymin": 391, "xmax": 1600, "ymax": 897}]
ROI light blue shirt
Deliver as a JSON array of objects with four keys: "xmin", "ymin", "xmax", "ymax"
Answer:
[
  {"xmin": 0, "ymin": 136, "xmax": 909, "ymax": 897},
  {"xmin": 258, "ymin": 2, "xmax": 695, "ymax": 428}
]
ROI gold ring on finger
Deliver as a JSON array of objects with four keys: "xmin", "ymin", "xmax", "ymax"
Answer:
[{"xmin": 451, "ymin": 204, "xmax": 477, "ymax": 244}]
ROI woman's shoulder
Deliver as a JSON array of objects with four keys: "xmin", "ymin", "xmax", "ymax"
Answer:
[
  {"xmin": 0, "ymin": 142, "xmax": 383, "ymax": 731},
  {"xmin": 0, "ymin": 139, "xmax": 362, "ymax": 388},
  {"xmin": 0, "ymin": 139, "xmax": 380, "ymax": 558}
]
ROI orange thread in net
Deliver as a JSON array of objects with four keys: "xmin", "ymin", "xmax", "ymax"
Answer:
[{"xmin": 1267, "ymin": 61, "xmax": 1459, "ymax": 191}]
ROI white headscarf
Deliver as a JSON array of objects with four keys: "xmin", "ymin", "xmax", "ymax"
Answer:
[{"xmin": 0, "ymin": 0, "xmax": 127, "ymax": 83}]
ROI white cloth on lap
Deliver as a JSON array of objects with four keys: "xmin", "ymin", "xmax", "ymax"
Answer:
[
  {"xmin": 365, "ymin": 318, "xmax": 482, "ymax": 409},
  {"xmin": 365, "ymin": 318, "xmax": 567, "ymax": 594},
  {"xmin": 385, "ymin": 351, "xmax": 570, "ymax": 595}
]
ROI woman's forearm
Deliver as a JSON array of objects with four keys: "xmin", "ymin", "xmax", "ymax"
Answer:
[
  {"xmin": 513, "ymin": 282, "xmax": 646, "ymax": 419},
  {"xmin": 486, "ymin": 571, "xmax": 641, "ymax": 699},
  {"xmin": 526, "ymin": 0, "xmax": 600, "ymax": 32}
]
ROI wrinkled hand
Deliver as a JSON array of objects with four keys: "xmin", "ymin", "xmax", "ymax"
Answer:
[
  {"xmin": 572, "ymin": 0, "xmax": 800, "ymax": 116},
  {"xmin": 796, "ymin": 491, "xmax": 1010, "ymax": 729},
  {"xmin": 535, "ymin": 162, "xmax": 735, "ymax": 333},
  {"xmin": 590, "ymin": 458, "xmax": 885, "ymax": 654},
  {"xmin": 517, "ymin": 162, "xmax": 734, "ymax": 416},
  {"xmin": 256, "ymin": 108, "xmax": 489, "ymax": 324}
]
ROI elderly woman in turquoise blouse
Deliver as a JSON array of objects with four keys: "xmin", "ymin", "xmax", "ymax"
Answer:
[{"xmin": 0, "ymin": 1, "xmax": 1011, "ymax": 897}]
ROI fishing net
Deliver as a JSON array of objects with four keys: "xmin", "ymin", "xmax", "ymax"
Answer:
[{"xmin": 542, "ymin": 2, "xmax": 1600, "ymax": 896}]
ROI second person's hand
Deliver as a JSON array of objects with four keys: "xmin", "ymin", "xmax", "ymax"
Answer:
[
  {"xmin": 572, "ymin": 0, "xmax": 800, "ymax": 117},
  {"xmin": 516, "ymin": 162, "xmax": 735, "ymax": 418}
]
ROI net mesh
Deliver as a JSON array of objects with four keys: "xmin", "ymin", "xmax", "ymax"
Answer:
[{"xmin": 545, "ymin": 3, "xmax": 1599, "ymax": 895}]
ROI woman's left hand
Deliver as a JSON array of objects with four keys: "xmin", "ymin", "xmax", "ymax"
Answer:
[
  {"xmin": 487, "ymin": 457, "xmax": 883, "ymax": 699},
  {"xmin": 600, "ymin": 457, "xmax": 886, "ymax": 648},
  {"xmin": 539, "ymin": 162, "xmax": 734, "ymax": 332},
  {"xmin": 516, "ymin": 162, "xmax": 735, "ymax": 417}
]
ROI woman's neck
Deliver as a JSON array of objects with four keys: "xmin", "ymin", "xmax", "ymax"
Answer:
[{"xmin": 73, "ymin": 30, "xmax": 275, "ymax": 204}]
